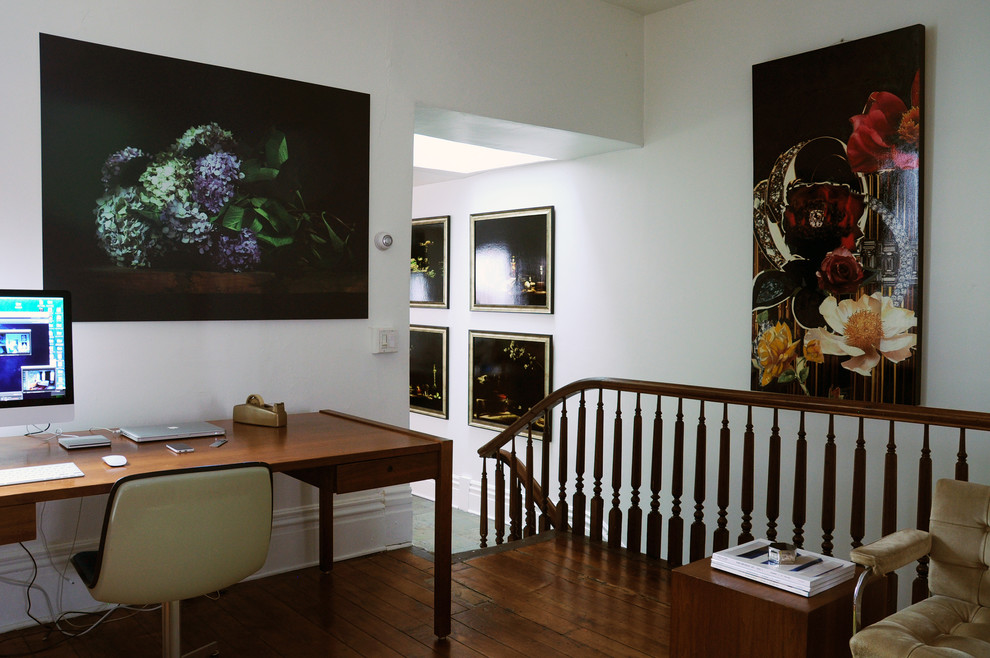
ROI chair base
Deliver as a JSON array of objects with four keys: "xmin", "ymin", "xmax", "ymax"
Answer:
[
  {"xmin": 181, "ymin": 640, "xmax": 219, "ymax": 658},
  {"xmin": 163, "ymin": 599, "xmax": 221, "ymax": 658}
]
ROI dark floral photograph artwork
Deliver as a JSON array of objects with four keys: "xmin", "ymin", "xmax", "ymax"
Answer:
[
  {"xmin": 471, "ymin": 207, "xmax": 554, "ymax": 314},
  {"xmin": 410, "ymin": 216, "xmax": 449, "ymax": 308},
  {"xmin": 40, "ymin": 34, "xmax": 369, "ymax": 322},
  {"xmin": 751, "ymin": 25, "xmax": 924, "ymax": 404},
  {"xmin": 469, "ymin": 331, "xmax": 552, "ymax": 434},
  {"xmin": 409, "ymin": 326, "xmax": 448, "ymax": 418}
]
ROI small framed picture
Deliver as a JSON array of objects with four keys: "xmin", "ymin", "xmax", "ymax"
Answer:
[
  {"xmin": 469, "ymin": 330, "xmax": 552, "ymax": 433},
  {"xmin": 471, "ymin": 207, "xmax": 553, "ymax": 313},
  {"xmin": 410, "ymin": 216, "xmax": 449, "ymax": 308},
  {"xmin": 410, "ymin": 325, "xmax": 448, "ymax": 418}
]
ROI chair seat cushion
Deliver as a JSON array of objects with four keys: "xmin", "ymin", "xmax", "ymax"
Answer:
[{"xmin": 850, "ymin": 595, "xmax": 990, "ymax": 657}]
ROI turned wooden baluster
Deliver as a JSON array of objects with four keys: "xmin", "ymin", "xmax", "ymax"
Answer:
[
  {"xmin": 608, "ymin": 393, "xmax": 624, "ymax": 549},
  {"xmin": 627, "ymin": 394, "xmax": 644, "ymax": 554},
  {"xmin": 525, "ymin": 428, "xmax": 536, "ymax": 537},
  {"xmin": 956, "ymin": 429, "xmax": 969, "ymax": 482},
  {"xmin": 646, "ymin": 396, "xmax": 664, "ymax": 559},
  {"xmin": 713, "ymin": 403, "xmax": 731, "ymax": 553},
  {"xmin": 540, "ymin": 414, "xmax": 551, "ymax": 532},
  {"xmin": 557, "ymin": 399, "xmax": 570, "ymax": 532},
  {"xmin": 882, "ymin": 421, "xmax": 898, "ymax": 538},
  {"xmin": 509, "ymin": 438, "xmax": 522, "ymax": 542},
  {"xmin": 912, "ymin": 425, "xmax": 932, "ymax": 603},
  {"xmin": 851, "ymin": 418, "xmax": 867, "ymax": 549},
  {"xmin": 573, "ymin": 391, "xmax": 588, "ymax": 535},
  {"xmin": 495, "ymin": 455, "xmax": 505, "ymax": 545},
  {"xmin": 667, "ymin": 398, "xmax": 685, "ymax": 568},
  {"xmin": 591, "ymin": 389, "xmax": 606, "ymax": 542},
  {"xmin": 820, "ymin": 415, "xmax": 837, "ymax": 556},
  {"xmin": 765, "ymin": 409, "xmax": 781, "ymax": 542},
  {"xmin": 480, "ymin": 459, "xmax": 489, "ymax": 548},
  {"xmin": 882, "ymin": 420, "xmax": 899, "ymax": 614},
  {"xmin": 689, "ymin": 401, "xmax": 707, "ymax": 563},
  {"xmin": 792, "ymin": 412, "xmax": 807, "ymax": 549},
  {"xmin": 738, "ymin": 406, "xmax": 755, "ymax": 545}
]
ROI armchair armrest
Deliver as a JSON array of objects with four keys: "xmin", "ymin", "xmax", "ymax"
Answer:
[
  {"xmin": 850, "ymin": 528, "xmax": 931, "ymax": 576},
  {"xmin": 850, "ymin": 528, "xmax": 931, "ymax": 634}
]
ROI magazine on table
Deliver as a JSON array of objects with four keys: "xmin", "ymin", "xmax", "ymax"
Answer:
[{"xmin": 711, "ymin": 538, "xmax": 856, "ymax": 597}]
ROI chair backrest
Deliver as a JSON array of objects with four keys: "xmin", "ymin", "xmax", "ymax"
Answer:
[
  {"xmin": 88, "ymin": 462, "xmax": 273, "ymax": 605},
  {"xmin": 929, "ymin": 478, "xmax": 990, "ymax": 606}
]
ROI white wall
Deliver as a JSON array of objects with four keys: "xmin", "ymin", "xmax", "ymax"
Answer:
[
  {"xmin": 0, "ymin": 0, "xmax": 644, "ymax": 632},
  {"xmin": 411, "ymin": 0, "xmax": 990, "ymax": 557}
]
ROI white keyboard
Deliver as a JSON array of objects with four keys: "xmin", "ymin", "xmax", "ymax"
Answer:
[{"xmin": 0, "ymin": 462, "xmax": 85, "ymax": 487}]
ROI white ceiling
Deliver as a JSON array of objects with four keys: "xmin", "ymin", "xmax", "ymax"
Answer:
[
  {"xmin": 412, "ymin": 0, "xmax": 692, "ymax": 186},
  {"xmin": 600, "ymin": 0, "xmax": 689, "ymax": 15},
  {"xmin": 413, "ymin": 107, "xmax": 639, "ymax": 186}
]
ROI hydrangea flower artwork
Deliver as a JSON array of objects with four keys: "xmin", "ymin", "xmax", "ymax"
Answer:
[
  {"xmin": 40, "ymin": 34, "xmax": 369, "ymax": 322},
  {"xmin": 93, "ymin": 123, "xmax": 349, "ymax": 274},
  {"xmin": 751, "ymin": 25, "xmax": 924, "ymax": 404}
]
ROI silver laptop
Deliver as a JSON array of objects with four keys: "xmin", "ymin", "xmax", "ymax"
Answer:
[{"xmin": 120, "ymin": 421, "xmax": 225, "ymax": 443}]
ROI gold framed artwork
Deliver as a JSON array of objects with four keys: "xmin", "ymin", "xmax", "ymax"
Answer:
[
  {"xmin": 410, "ymin": 216, "xmax": 449, "ymax": 308},
  {"xmin": 410, "ymin": 325, "xmax": 448, "ymax": 418},
  {"xmin": 470, "ymin": 207, "xmax": 553, "ymax": 314},
  {"xmin": 469, "ymin": 330, "xmax": 552, "ymax": 433}
]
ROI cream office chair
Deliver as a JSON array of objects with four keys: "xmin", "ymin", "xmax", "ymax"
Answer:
[
  {"xmin": 849, "ymin": 478, "xmax": 990, "ymax": 657},
  {"xmin": 71, "ymin": 463, "xmax": 273, "ymax": 658}
]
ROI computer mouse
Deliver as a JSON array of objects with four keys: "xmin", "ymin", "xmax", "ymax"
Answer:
[{"xmin": 102, "ymin": 454, "xmax": 128, "ymax": 467}]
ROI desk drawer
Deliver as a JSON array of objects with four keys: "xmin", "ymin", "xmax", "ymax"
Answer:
[
  {"xmin": 0, "ymin": 503, "xmax": 36, "ymax": 545},
  {"xmin": 336, "ymin": 452, "xmax": 438, "ymax": 493}
]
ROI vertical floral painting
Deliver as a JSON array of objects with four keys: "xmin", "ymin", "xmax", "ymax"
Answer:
[
  {"xmin": 40, "ymin": 34, "xmax": 369, "ymax": 322},
  {"xmin": 751, "ymin": 25, "xmax": 924, "ymax": 404}
]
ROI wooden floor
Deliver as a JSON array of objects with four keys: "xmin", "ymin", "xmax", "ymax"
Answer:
[{"xmin": 0, "ymin": 533, "xmax": 670, "ymax": 657}]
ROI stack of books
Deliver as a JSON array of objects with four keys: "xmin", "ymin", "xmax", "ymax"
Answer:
[{"xmin": 711, "ymin": 539, "xmax": 856, "ymax": 597}]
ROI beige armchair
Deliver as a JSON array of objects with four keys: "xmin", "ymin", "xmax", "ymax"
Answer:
[{"xmin": 849, "ymin": 478, "xmax": 990, "ymax": 657}]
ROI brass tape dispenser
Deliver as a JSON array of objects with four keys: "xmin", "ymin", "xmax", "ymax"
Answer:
[{"xmin": 233, "ymin": 394, "xmax": 287, "ymax": 427}]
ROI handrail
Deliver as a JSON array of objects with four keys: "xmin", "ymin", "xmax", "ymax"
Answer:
[
  {"xmin": 478, "ymin": 377, "xmax": 990, "ymax": 459},
  {"xmin": 475, "ymin": 375, "xmax": 989, "ymax": 619},
  {"xmin": 490, "ymin": 447, "xmax": 560, "ymax": 527}
]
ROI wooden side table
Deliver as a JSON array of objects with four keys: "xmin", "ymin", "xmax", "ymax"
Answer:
[{"xmin": 671, "ymin": 557, "xmax": 856, "ymax": 657}]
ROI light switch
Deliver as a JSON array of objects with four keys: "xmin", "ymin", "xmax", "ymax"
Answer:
[{"xmin": 371, "ymin": 328, "xmax": 398, "ymax": 354}]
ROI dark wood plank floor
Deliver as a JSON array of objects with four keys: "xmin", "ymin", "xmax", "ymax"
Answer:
[{"xmin": 0, "ymin": 532, "xmax": 670, "ymax": 657}]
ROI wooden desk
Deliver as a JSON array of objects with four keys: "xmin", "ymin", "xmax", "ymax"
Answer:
[
  {"xmin": 671, "ymin": 557, "xmax": 854, "ymax": 657},
  {"xmin": 0, "ymin": 410, "xmax": 453, "ymax": 639}
]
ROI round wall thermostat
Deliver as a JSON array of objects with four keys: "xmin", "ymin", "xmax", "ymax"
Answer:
[{"xmin": 374, "ymin": 232, "xmax": 393, "ymax": 250}]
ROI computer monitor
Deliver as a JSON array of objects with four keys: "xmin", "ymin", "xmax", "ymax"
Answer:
[{"xmin": 0, "ymin": 289, "xmax": 74, "ymax": 429}]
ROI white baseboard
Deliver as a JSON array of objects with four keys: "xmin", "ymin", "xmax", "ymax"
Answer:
[
  {"xmin": 417, "ymin": 471, "xmax": 594, "ymax": 533},
  {"xmin": 0, "ymin": 486, "xmax": 414, "ymax": 634}
]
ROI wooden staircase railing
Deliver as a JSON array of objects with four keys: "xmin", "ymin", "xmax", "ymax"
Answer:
[{"xmin": 477, "ymin": 377, "xmax": 990, "ymax": 607}]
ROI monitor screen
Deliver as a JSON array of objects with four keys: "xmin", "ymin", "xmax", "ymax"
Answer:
[{"xmin": 0, "ymin": 289, "xmax": 74, "ymax": 429}]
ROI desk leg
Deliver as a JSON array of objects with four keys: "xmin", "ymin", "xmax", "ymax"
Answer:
[
  {"xmin": 434, "ymin": 441, "xmax": 452, "ymax": 639},
  {"xmin": 319, "ymin": 469, "xmax": 335, "ymax": 573}
]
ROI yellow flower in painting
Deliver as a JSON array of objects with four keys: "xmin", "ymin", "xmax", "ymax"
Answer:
[
  {"xmin": 804, "ymin": 338, "xmax": 824, "ymax": 364},
  {"xmin": 757, "ymin": 322, "xmax": 801, "ymax": 386},
  {"xmin": 805, "ymin": 292, "xmax": 917, "ymax": 376}
]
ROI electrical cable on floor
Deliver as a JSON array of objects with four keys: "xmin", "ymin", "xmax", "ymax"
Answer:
[
  {"xmin": 0, "ymin": 544, "xmax": 68, "ymax": 657},
  {"xmin": 0, "ymin": 522, "xmax": 159, "ymax": 656}
]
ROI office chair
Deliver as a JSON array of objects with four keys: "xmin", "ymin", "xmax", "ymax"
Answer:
[{"xmin": 71, "ymin": 463, "xmax": 273, "ymax": 658}]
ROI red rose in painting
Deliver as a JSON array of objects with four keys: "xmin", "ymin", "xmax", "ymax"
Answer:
[
  {"xmin": 848, "ymin": 71, "xmax": 921, "ymax": 173},
  {"xmin": 817, "ymin": 246, "xmax": 865, "ymax": 294},
  {"xmin": 782, "ymin": 183, "xmax": 865, "ymax": 258}
]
